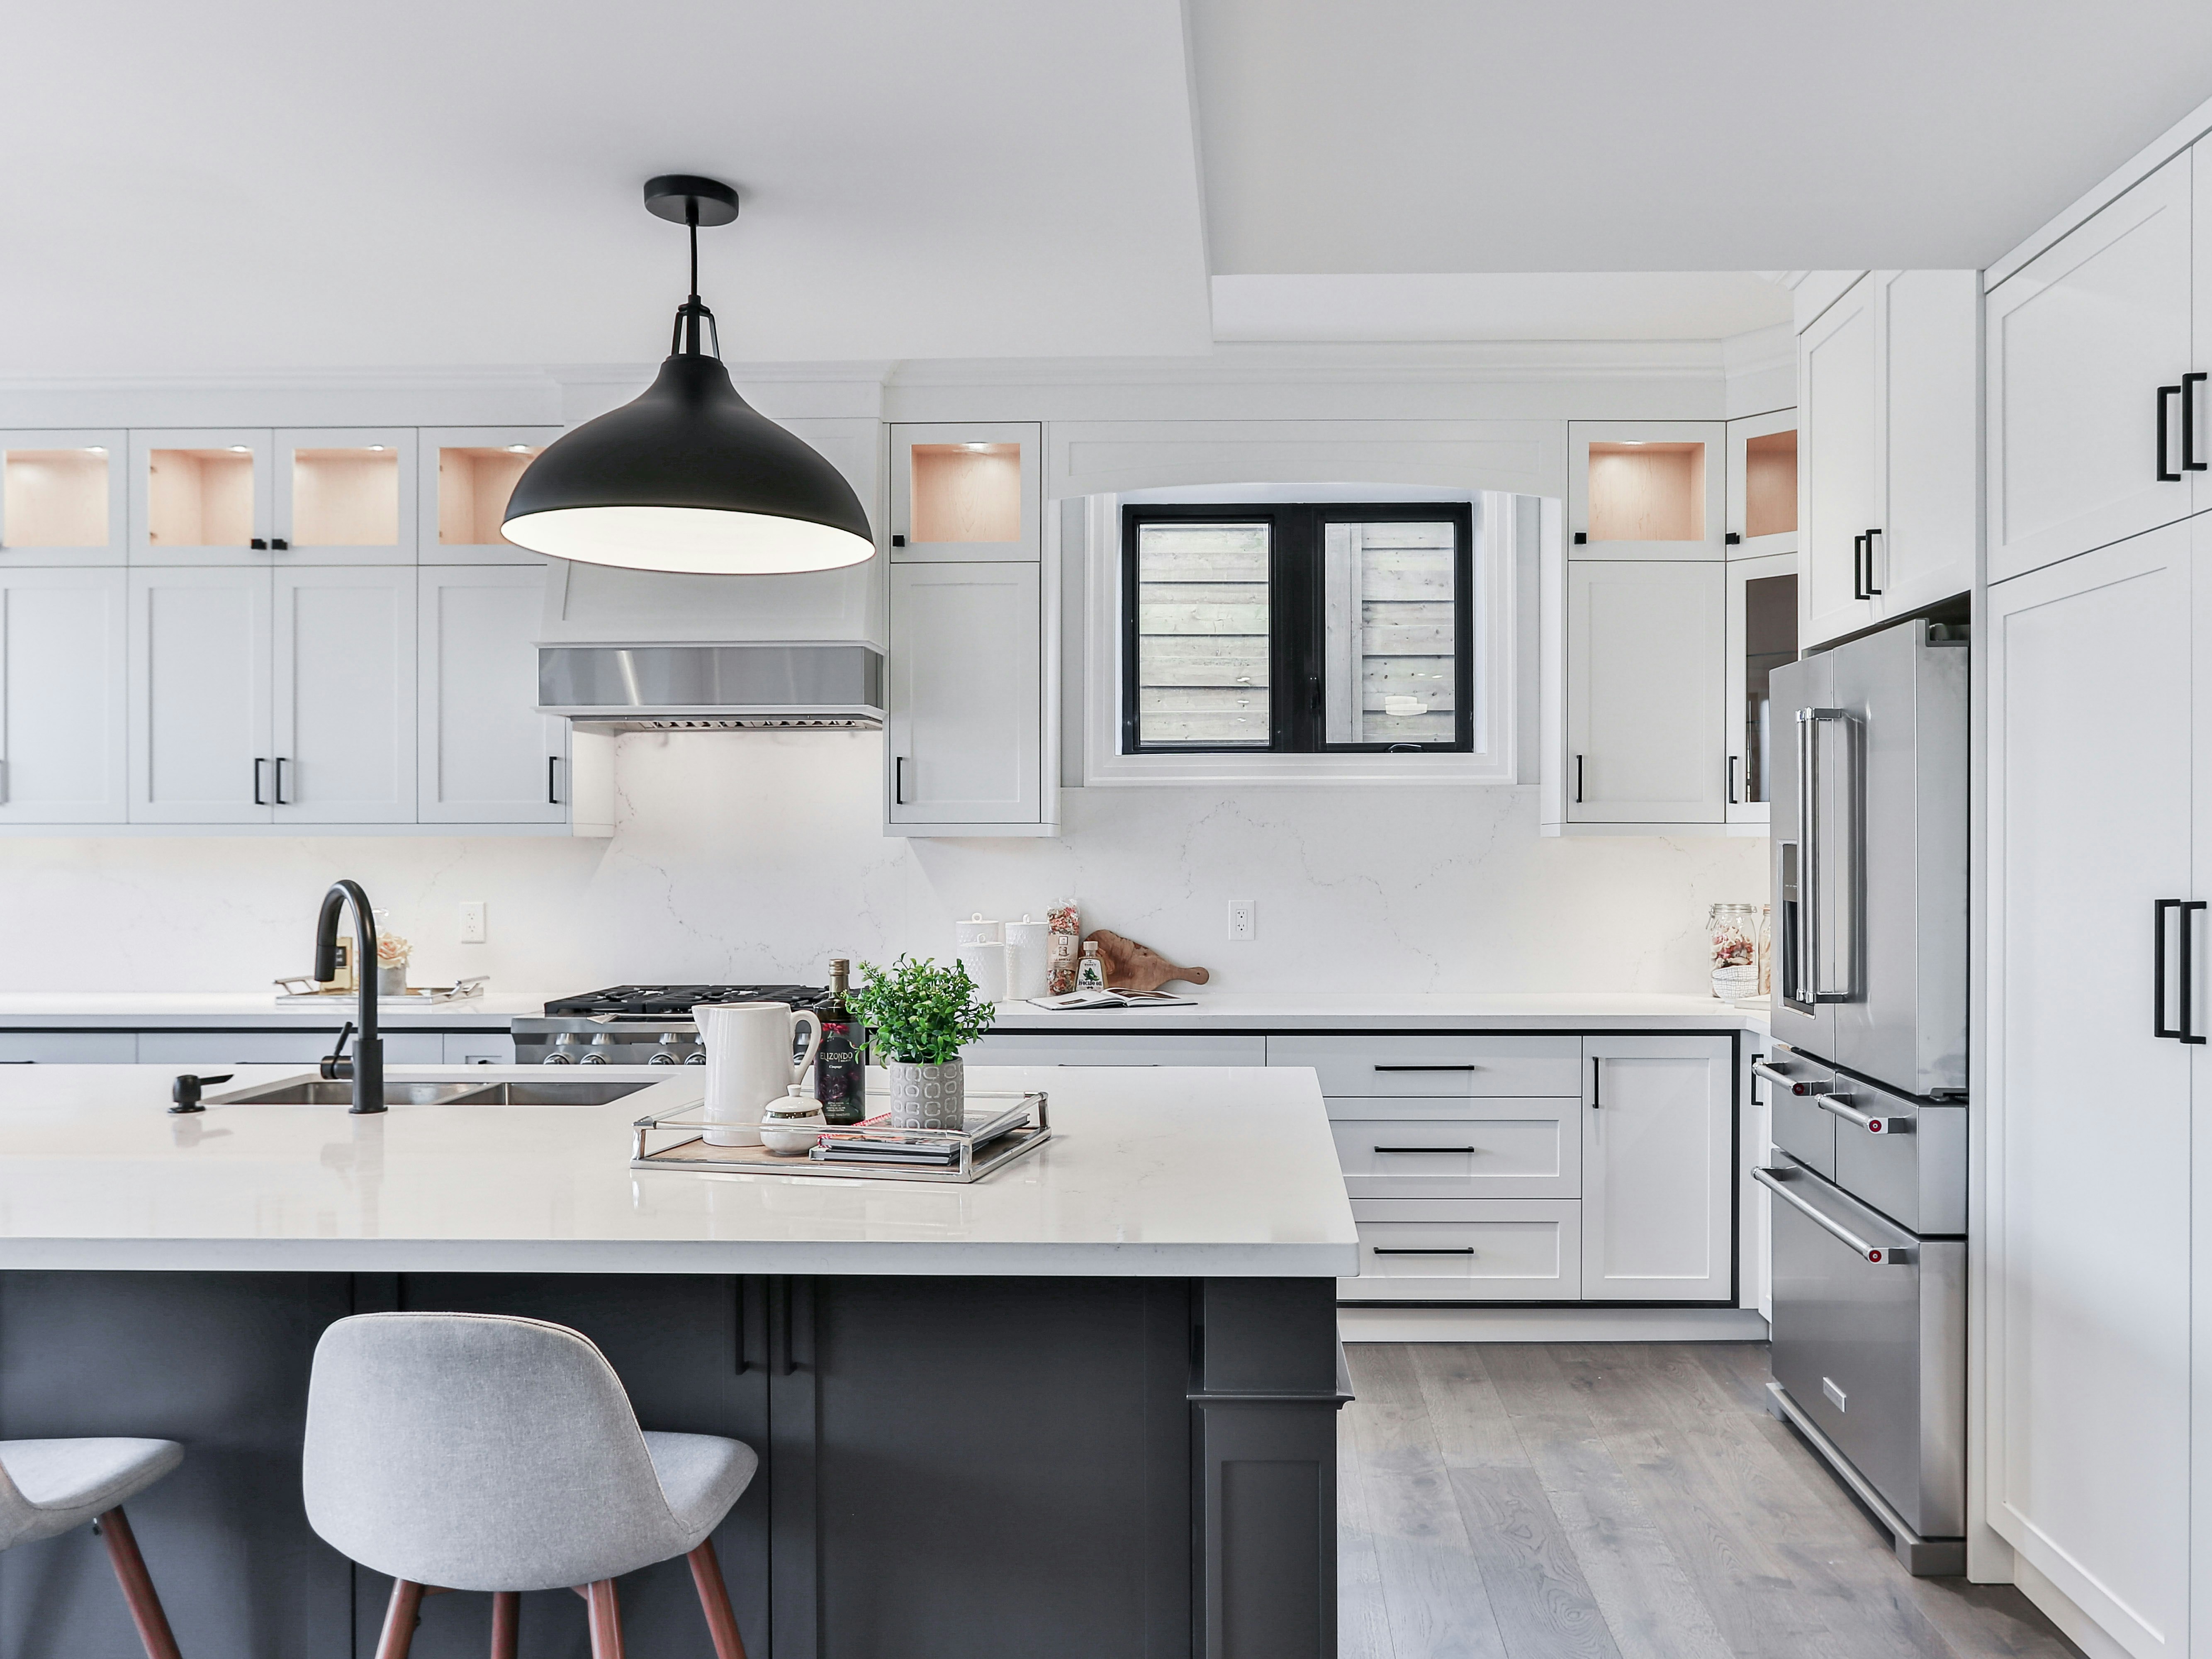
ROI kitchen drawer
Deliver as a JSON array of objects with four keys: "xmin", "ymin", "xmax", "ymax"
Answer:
[
  {"xmin": 1341, "ymin": 1199, "xmax": 1581, "ymax": 1301},
  {"xmin": 1827, "ymin": 1084, "xmax": 1967, "ymax": 1236},
  {"xmin": 1330, "ymin": 1100, "xmax": 1578, "ymax": 1199},
  {"xmin": 1759, "ymin": 1045, "xmax": 1836, "ymax": 1180},
  {"xmin": 134, "ymin": 1031, "xmax": 447, "ymax": 1066},
  {"xmin": 0, "ymin": 1032, "xmax": 137, "ymax": 1063},
  {"xmin": 965, "ymin": 1033, "xmax": 1265, "ymax": 1067},
  {"xmin": 1270, "ymin": 1035, "xmax": 1581, "ymax": 1098}
]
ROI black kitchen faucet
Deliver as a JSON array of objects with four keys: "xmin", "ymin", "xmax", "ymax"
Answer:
[{"xmin": 314, "ymin": 880, "xmax": 384, "ymax": 1114}]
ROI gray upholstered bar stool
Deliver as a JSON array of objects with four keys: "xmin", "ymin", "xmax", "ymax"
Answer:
[
  {"xmin": 302, "ymin": 1312, "xmax": 757, "ymax": 1659},
  {"xmin": 0, "ymin": 1436, "xmax": 186, "ymax": 1659}
]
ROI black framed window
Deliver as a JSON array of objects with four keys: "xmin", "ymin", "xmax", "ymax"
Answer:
[{"xmin": 1121, "ymin": 501, "xmax": 1475, "ymax": 754}]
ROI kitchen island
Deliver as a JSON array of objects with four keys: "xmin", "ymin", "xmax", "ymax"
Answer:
[{"xmin": 0, "ymin": 1064, "xmax": 1354, "ymax": 1659}]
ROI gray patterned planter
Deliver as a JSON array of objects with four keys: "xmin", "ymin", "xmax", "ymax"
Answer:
[{"xmin": 888, "ymin": 1059, "xmax": 965, "ymax": 1132}]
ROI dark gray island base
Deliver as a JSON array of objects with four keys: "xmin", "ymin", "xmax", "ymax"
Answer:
[{"xmin": 0, "ymin": 1271, "xmax": 1340, "ymax": 1659}]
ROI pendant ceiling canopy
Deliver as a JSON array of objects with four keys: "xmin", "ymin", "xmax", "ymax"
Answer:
[{"xmin": 501, "ymin": 175, "xmax": 875, "ymax": 576}]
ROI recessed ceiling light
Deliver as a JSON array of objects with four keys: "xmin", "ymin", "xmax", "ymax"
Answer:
[
  {"xmin": 369, "ymin": 445, "xmax": 387, "ymax": 452},
  {"xmin": 228, "ymin": 445, "xmax": 249, "ymax": 453},
  {"xmin": 507, "ymin": 445, "xmax": 532, "ymax": 454},
  {"xmin": 966, "ymin": 443, "xmax": 991, "ymax": 452},
  {"xmin": 85, "ymin": 447, "xmax": 106, "ymax": 455},
  {"xmin": 500, "ymin": 174, "xmax": 873, "ymax": 577}
]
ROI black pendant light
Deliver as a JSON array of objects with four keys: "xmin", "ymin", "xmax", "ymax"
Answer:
[{"xmin": 501, "ymin": 174, "xmax": 875, "ymax": 575}]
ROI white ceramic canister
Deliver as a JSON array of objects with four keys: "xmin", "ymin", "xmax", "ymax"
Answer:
[
  {"xmin": 759, "ymin": 1085, "xmax": 828, "ymax": 1156},
  {"xmin": 954, "ymin": 912, "xmax": 1004, "ymax": 947},
  {"xmin": 957, "ymin": 941, "xmax": 1012, "ymax": 1003},
  {"xmin": 695, "ymin": 1002, "xmax": 823, "ymax": 1147},
  {"xmin": 1004, "ymin": 915, "xmax": 1052, "ymax": 1000}
]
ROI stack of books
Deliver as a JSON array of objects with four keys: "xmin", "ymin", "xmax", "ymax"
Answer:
[{"xmin": 810, "ymin": 1096, "xmax": 1036, "ymax": 1168}]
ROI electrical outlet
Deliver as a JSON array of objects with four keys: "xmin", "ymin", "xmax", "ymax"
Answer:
[
  {"xmin": 458, "ymin": 901, "xmax": 487, "ymax": 944},
  {"xmin": 1227, "ymin": 899, "xmax": 1256, "ymax": 941}
]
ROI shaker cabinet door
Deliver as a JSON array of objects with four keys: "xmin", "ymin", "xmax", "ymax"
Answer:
[
  {"xmin": 1986, "ymin": 155, "xmax": 2195, "ymax": 584},
  {"xmin": 272, "ymin": 565, "xmax": 416, "ymax": 824},
  {"xmin": 1565, "ymin": 560, "xmax": 1727, "ymax": 824},
  {"xmin": 1579, "ymin": 1036, "xmax": 1733, "ymax": 1301},
  {"xmin": 1799, "ymin": 275, "xmax": 1880, "ymax": 647},
  {"xmin": 1874, "ymin": 269, "xmax": 1980, "ymax": 615},
  {"xmin": 886, "ymin": 561, "xmax": 1042, "ymax": 826},
  {"xmin": 127, "ymin": 566, "xmax": 273, "ymax": 823},
  {"xmin": 0, "ymin": 567, "xmax": 127, "ymax": 823},
  {"xmin": 418, "ymin": 565, "xmax": 565, "ymax": 824}
]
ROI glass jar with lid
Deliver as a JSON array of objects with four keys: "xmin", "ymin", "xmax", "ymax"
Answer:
[{"xmin": 1708, "ymin": 902, "xmax": 1760, "ymax": 1002}]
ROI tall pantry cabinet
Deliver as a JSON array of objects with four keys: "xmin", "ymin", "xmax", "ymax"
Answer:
[{"xmin": 1985, "ymin": 126, "xmax": 2212, "ymax": 1659}]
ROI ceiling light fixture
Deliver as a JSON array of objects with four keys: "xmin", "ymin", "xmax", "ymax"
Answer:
[{"xmin": 501, "ymin": 174, "xmax": 874, "ymax": 576}]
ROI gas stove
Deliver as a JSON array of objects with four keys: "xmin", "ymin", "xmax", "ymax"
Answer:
[{"xmin": 513, "ymin": 984, "xmax": 831, "ymax": 1065}]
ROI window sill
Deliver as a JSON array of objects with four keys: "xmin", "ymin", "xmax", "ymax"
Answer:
[{"xmin": 1082, "ymin": 749, "xmax": 1513, "ymax": 787}]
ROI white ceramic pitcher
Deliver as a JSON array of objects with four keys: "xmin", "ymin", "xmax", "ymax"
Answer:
[{"xmin": 695, "ymin": 1001, "xmax": 824, "ymax": 1146}]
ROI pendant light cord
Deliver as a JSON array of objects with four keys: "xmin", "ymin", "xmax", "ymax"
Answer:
[{"xmin": 670, "ymin": 197, "xmax": 721, "ymax": 361}]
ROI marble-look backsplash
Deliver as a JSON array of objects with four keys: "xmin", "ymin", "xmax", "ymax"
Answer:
[{"xmin": 0, "ymin": 732, "xmax": 1768, "ymax": 995}]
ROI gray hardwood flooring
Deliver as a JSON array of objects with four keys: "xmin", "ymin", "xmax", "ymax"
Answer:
[{"xmin": 1338, "ymin": 1343, "xmax": 2082, "ymax": 1659}]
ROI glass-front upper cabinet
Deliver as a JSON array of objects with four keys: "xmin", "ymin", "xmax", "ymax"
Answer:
[
  {"xmin": 1568, "ymin": 420, "xmax": 1727, "ymax": 560},
  {"xmin": 275, "ymin": 428, "xmax": 415, "ymax": 564},
  {"xmin": 0, "ymin": 431, "xmax": 126, "ymax": 565},
  {"xmin": 418, "ymin": 427, "xmax": 562, "ymax": 564},
  {"xmin": 889, "ymin": 422, "xmax": 1041, "ymax": 562},
  {"xmin": 1726, "ymin": 552, "xmax": 1798, "ymax": 825},
  {"xmin": 1727, "ymin": 409, "xmax": 1798, "ymax": 559},
  {"xmin": 130, "ymin": 429, "xmax": 274, "ymax": 564}
]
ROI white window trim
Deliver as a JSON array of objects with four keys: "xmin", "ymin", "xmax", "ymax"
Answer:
[{"xmin": 1080, "ymin": 488, "xmax": 1521, "ymax": 787}]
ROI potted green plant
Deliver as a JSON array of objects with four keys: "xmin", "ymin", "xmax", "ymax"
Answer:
[{"xmin": 847, "ymin": 956, "xmax": 998, "ymax": 1131}]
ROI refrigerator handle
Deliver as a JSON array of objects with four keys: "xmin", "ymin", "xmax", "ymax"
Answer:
[
  {"xmin": 1755, "ymin": 1167, "xmax": 1916, "ymax": 1265},
  {"xmin": 1798, "ymin": 706, "xmax": 1857, "ymax": 1004}
]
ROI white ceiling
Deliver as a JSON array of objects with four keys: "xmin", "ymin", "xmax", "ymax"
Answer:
[
  {"xmin": 2, "ymin": 1, "xmax": 2209, "ymax": 375},
  {"xmin": 1191, "ymin": 0, "xmax": 2212, "ymax": 273}
]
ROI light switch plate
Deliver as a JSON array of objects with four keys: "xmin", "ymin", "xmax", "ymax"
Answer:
[
  {"xmin": 1227, "ymin": 899, "xmax": 1255, "ymax": 941},
  {"xmin": 458, "ymin": 901, "xmax": 487, "ymax": 944}
]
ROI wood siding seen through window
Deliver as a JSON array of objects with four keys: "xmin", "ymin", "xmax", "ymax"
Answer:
[
  {"xmin": 1323, "ymin": 520, "xmax": 1457, "ymax": 744},
  {"xmin": 1134, "ymin": 521, "xmax": 1270, "ymax": 746}
]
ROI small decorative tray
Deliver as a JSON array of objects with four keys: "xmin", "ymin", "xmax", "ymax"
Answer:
[
  {"xmin": 631, "ymin": 1089, "xmax": 1051, "ymax": 1185},
  {"xmin": 273, "ymin": 975, "xmax": 488, "ymax": 1006}
]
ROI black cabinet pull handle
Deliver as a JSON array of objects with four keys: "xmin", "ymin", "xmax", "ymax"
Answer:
[
  {"xmin": 270, "ymin": 537, "xmax": 289, "ymax": 551},
  {"xmin": 1591, "ymin": 1056, "xmax": 1603, "ymax": 1109},
  {"xmin": 1725, "ymin": 530, "xmax": 1742, "ymax": 545},
  {"xmin": 2183, "ymin": 900, "xmax": 2207, "ymax": 1045},
  {"xmin": 1372, "ymin": 1247, "xmax": 1475, "ymax": 1257},
  {"xmin": 2186, "ymin": 373, "xmax": 2208, "ymax": 472},
  {"xmin": 1372, "ymin": 1064, "xmax": 1476, "ymax": 1072},
  {"xmin": 1572, "ymin": 531, "xmax": 1587, "ymax": 545},
  {"xmin": 1728, "ymin": 755, "xmax": 1740, "ymax": 805},
  {"xmin": 2158, "ymin": 899, "xmax": 2184, "ymax": 1038},
  {"xmin": 547, "ymin": 754, "xmax": 560, "ymax": 805},
  {"xmin": 273, "ymin": 757, "xmax": 288, "ymax": 805},
  {"xmin": 249, "ymin": 538, "xmax": 268, "ymax": 551},
  {"xmin": 1851, "ymin": 533, "xmax": 1867, "ymax": 601},
  {"xmin": 1864, "ymin": 528, "xmax": 1883, "ymax": 596},
  {"xmin": 2160, "ymin": 384, "xmax": 2183, "ymax": 481},
  {"xmin": 253, "ymin": 757, "xmax": 267, "ymax": 805},
  {"xmin": 1372, "ymin": 1146, "xmax": 1477, "ymax": 1154},
  {"xmin": 894, "ymin": 756, "xmax": 909, "ymax": 805},
  {"xmin": 1573, "ymin": 754, "xmax": 1584, "ymax": 804}
]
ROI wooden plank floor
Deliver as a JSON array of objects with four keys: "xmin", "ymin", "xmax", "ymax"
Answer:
[{"xmin": 1339, "ymin": 1343, "xmax": 2082, "ymax": 1659}]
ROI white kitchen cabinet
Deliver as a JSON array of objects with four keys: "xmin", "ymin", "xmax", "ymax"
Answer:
[
  {"xmin": 417, "ymin": 565, "xmax": 565, "ymax": 825},
  {"xmin": 1725, "ymin": 409, "xmax": 1797, "ymax": 559},
  {"xmin": 1567, "ymin": 421, "xmax": 1726, "ymax": 560},
  {"xmin": 1800, "ymin": 271, "xmax": 1979, "ymax": 646},
  {"xmin": 0, "ymin": 568, "xmax": 127, "ymax": 825},
  {"xmin": 885, "ymin": 560, "xmax": 1050, "ymax": 833},
  {"xmin": 1872, "ymin": 270, "xmax": 1980, "ymax": 615},
  {"xmin": 1725, "ymin": 552, "xmax": 1797, "ymax": 826},
  {"xmin": 1329, "ymin": 1099, "xmax": 1579, "ymax": 1200},
  {"xmin": 1580, "ymin": 1036, "xmax": 1733, "ymax": 1300},
  {"xmin": 273, "ymin": 428, "xmax": 415, "ymax": 565},
  {"xmin": 889, "ymin": 423, "xmax": 1041, "ymax": 562},
  {"xmin": 0, "ymin": 1033, "xmax": 137, "ymax": 1063},
  {"xmin": 961, "ymin": 1034, "xmax": 1265, "ymax": 1066},
  {"xmin": 130, "ymin": 429, "xmax": 274, "ymax": 565},
  {"xmin": 1986, "ymin": 155, "xmax": 2196, "ymax": 584},
  {"xmin": 127, "ymin": 566, "xmax": 273, "ymax": 823},
  {"xmin": 1565, "ymin": 560, "xmax": 1727, "ymax": 823},
  {"xmin": 418, "ymin": 427, "xmax": 560, "ymax": 565},
  {"xmin": 1986, "ymin": 520, "xmax": 2196, "ymax": 1656},
  {"xmin": 1798, "ymin": 277, "xmax": 1881, "ymax": 644},
  {"xmin": 1343, "ymin": 1199, "xmax": 1582, "ymax": 1302},
  {"xmin": 0, "ymin": 430, "xmax": 126, "ymax": 566},
  {"xmin": 271, "ymin": 566, "xmax": 415, "ymax": 823}
]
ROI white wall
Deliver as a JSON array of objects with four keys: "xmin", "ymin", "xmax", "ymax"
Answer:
[{"xmin": 0, "ymin": 730, "xmax": 1764, "ymax": 995}]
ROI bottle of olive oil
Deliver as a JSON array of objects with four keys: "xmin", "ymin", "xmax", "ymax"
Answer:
[{"xmin": 816, "ymin": 958, "xmax": 866, "ymax": 1126}]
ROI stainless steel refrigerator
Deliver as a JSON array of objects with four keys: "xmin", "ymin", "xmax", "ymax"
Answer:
[{"xmin": 1758, "ymin": 616, "xmax": 1969, "ymax": 1575}]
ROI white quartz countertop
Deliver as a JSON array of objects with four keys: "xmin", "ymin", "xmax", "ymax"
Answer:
[
  {"xmin": 0, "ymin": 991, "xmax": 547, "ymax": 1027},
  {"xmin": 988, "ymin": 991, "xmax": 1768, "ymax": 1033},
  {"xmin": 0, "ymin": 1064, "xmax": 1359, "ymax": 1279}
]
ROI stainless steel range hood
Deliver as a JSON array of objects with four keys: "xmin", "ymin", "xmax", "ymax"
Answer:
[{"xmin": 537, "ymin": 643, "xmax": 884, "ymax": 731}]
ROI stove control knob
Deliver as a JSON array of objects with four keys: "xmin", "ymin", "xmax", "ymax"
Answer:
[
  {"xmin": 683, "ymin": 1049, "xmax": 707, "ymax": 1066},
  {"xmin": 580, "ymin": 1033, "xmax": 618, "ymax": 1066},
  {"xmin": 649, "ymin": 1033, "xmax": 686, "ymax": 1066},
  {"xmin": 545, "ymin": 1034, "xmax": 584, "ymax": 1065}
]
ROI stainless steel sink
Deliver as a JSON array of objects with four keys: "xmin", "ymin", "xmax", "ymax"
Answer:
[
  {"xmin": 207, "ymin": 1075, "xmax": 663, "ymax": 1107},
  {"xmin": 211, "ymin": 1078, "xmax": 488, "ymax": 1107}
]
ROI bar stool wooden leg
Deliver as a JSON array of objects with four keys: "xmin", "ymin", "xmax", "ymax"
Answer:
[
  {"xmin": 490, "ymin": 1589, "xmax": 520, "ymax": 1659},
  {"xmin": 376, "ymin": 1578, "xmax": 426, "ymax": 1659},
  {"xmin": 95, "ymin": 1507, "xmax": 184, "ymax": 1659},
  {"xmin": 686, "ymin": 1538, "xmax": 750, "ymax": 1659},
  {"xmin": 586, "ymin": 1578, "xmax": 625, "ymax": 1659}
]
